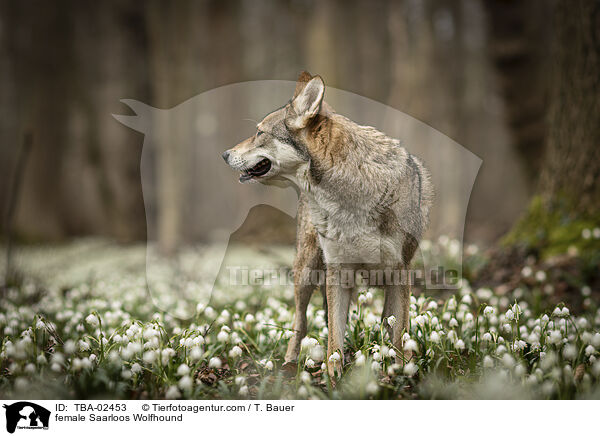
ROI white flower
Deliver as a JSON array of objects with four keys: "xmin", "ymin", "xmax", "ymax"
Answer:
[
  {"xmin": 301, "ymin": 337, "xmax": 318, "ymax": 349},
  {"xmin": 585, "ymin": 345, "xmax": 595, "ymax": 356},
  {"xmin": 217, "ymin": 330, "xmax": 229, "ymax": 343},
  {"xmin": 483, "ymin": 306, "xmax": 495, "ymax": 317},
  {"xmin": 455, "ymin": 340, "xmax": 465, "ymax": 350},
  {"xmin": 514, "ymin": 364, "xmax": 525, "ymax": 377},
  {"xmin": 403, "ymin": 339, "xmax": 418, "ymax": 353},
  {"xmin": 264, "ymin": 360, "xmax": 274, "ymax": 370},
  {"xmin": 142, "ymin": 350, "xmax": 156, "ymax": 364},
  {"xmin": 560, "ymin": 307, "xmax": 570, "ymax": 317},
  {"xmin": 447, "ymin": 298, "xmax": 457, "ymax": 310},
  {"xmin": 176, "ymin": 364, "xmax": 190, "ymax": 377},
  {"xmin": 160, "ymin": 348, "xmax": 175, "ymax": 365},
  {"xmin": 178, "ymin": 376, "xmax": 193, "ymax": 390},
  {"xmin": 449, "ymin": 318, "xmax": 458, "ymax": 328},
  {"xmin": 505, "ymin": 309, "xmax": 515, "ymax": 321},
  {"xmin": 430, "ymin": 331, "xmax": 440, "ymax": 343},
  {"xmin": 592, "ymin": 333, "xmax": 600, "ymax": 348},
  {"xmin": 328, "ymin": 352, "xmax": 341, "ymax": 362},
  {"xmin": 300, "ymin": 371, "xmax": 311, "ymax": 384},
  {"xmin": 483, "ymin": 355, "xmax": 494, "ymax": 368},
  {"xmin": 305, "ymin": 358, "xmax": 315, "ymax": 368},
  {"xmin": 388, "ymin": 349, "xmax": 397, "ymax": 359},
  {"xmin": 309, "ymin": 345, "xmax": 325, "ymax": 362},
  {"xmin": 548, "ymin": 330, "xmax": 562, "ymax": 345},
  {"xmin": 165, "ymin": 386, "xmax": 181, "ymax": 399},
  {"xmin": 208, "ymin": 357, "xmax": 222, "ymax": 368},
  {"xmin": 371, "ymin": 361, "xmax": 381, "ymax": 371},
  {"xmin": 358, "ymin": 294, "xmax": 367, "ymax": 305},
  {"xmin": 190, "ymin": 346, "xmax": 203, "ymax": 362},
  {"xmin": 482, "ymin": 332, "xmax": 493, "ymax": 342},
  {"xmin": 461, "ymin": 294, "xmax": 472, "ymax": 305},
  {"xmin": 365, "ymin": 312, "xmax": 379, "ymax": 327},
  {"xmin": 582, "ymin": 228, "xmax": 592, "ymax": 239},
  {"xmin": 143, "ymin": 327, "xmax": 158, "ymax": 339},
  {"xmin": 355, "ymin": 354, "xmax": 366, "ymax": 366},
  {"xmin": 387, "ymin": 315, "xmax": 396, "ymax": 327},
  {"xmin": 239, "ymin": 385, "xmax": 249, "ymax": 396},
  {"xmin": 563, "ymin": 344, "xmax": 577, "ymax": 360},
  {"xmin": 502, "ymin": 353, "xmax": 515, "ymax": 367},
  {"xmin": 403, "ymin": 362, "xmax": 418, "ymax": 376},
  {"xmin": 85, "ymin": 314, "xmax": 99, "ymax": 327},
  {"xmin": 64, "ymin": 340, "xmax": 76, "ymax": 354},
  {"xmin": 131, "ymin": 363, "xmax": 142, "ymax": 374},
  {"xmin": 511, "ymin": 340, "xmax": 526, "ymax": 352},
  {"xmin": 223, "ymin": 343, "xmax": 240, "ymax": 357},
  {"xmin": 535, "ymin": 270, "xmax": 547, "ymax": 282},
  {"xmin": 366, "ymin": 381, "xmax": 379, "ymax": 394}
]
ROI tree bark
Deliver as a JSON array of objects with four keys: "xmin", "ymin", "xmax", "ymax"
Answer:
[
  {"xmin": 484, "ymin": 0, "xmax": 550, "ymax": 186},
  {"xmin": 501, "ymin": 0, "xmax": 600, "ymax": 256},
  {"xmin": 538, "ymin": 0, "xmax": 600, "ymax": 215}
]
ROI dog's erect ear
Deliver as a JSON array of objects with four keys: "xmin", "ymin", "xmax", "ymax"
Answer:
[
  {"xmin": 293, "ymin": 71, "xmax": 313, "ymax": 98},
  {"xmin": 288, "ymin": 75, "xmax": 324, "ymax": 129}
]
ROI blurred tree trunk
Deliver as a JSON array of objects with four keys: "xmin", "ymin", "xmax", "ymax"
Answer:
[
  {"xmin": 145, "ymin": 0, "xmax": 195, "ymax": 254},
  {"xmin": 484, "ymin": 0, "xmax": 550, "ymax": 186},
  {"xmin": 505, "ymin": 0, "xmax": 600, "ymax": 254},
  {"xmin": 537, "ymin": 0, "xmax": 600, "ymax": 215}
]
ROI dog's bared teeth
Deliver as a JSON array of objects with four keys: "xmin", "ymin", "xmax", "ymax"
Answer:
[{"xmin": 244, "ymin": 158, "xmax": 271, "ymax": 177}]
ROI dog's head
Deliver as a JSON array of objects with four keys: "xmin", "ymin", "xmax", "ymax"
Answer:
[{"xmin": 222, "ymin": 71, "xmax": 325, "ymax": 185}]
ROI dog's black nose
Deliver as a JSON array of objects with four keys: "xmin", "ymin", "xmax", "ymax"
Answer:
[{"xmin": 222, "ymin": 150, "xmax": 230, "ymax": 162}]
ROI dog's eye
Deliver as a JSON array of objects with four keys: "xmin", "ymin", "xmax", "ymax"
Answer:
[{"xmin": 256, "ymin": 130, "xmax": 264, "ymax": 138}]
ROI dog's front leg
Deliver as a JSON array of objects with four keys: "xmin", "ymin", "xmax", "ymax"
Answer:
[
  {"xmin": 383, "ymin": 282, "xmax": 412, "ymax": 362},
  {"xmin": 325, "ymin": 265, "xmax": 351, "ymax": 380},
  {"xmin": 284, "ymin": 278, "xmax": 313, "ymax": 365}
]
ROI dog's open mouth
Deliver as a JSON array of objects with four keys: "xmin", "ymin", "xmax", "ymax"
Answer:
[{"xmin": 239, "ymin": 158, "xmax": 271, "ymax": 182}]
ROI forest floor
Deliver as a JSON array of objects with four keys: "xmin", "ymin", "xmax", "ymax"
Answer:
[{"xmin": 1, "ymin": 236, "xmax": 600, "ymax": 400}]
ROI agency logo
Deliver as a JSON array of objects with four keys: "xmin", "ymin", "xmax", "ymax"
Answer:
[{"xmin": 2, "ymin": 402, "xmax": 50, "ymax": 434}]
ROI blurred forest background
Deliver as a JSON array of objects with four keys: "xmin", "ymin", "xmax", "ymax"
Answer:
[{"xmin": 0, "ymin": 0, "xmax": 597, "ymax": 253}]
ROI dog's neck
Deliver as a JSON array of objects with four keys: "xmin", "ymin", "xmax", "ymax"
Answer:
[{"xmin": 290, "ymin": 114, "xmax": 403, "ymax": 225}]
